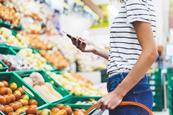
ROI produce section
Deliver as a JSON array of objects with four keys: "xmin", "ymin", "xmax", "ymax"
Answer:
[{"xmin": 0, "ymin": 0, "xmax": 171, "ymax": 115}]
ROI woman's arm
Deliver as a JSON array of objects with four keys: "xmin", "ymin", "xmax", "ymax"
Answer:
[
  {"xmin": 71, "ymin": 37, "xmax": 109, "ymax": 59},
  {"xmin": 92, "ymin": 47, "xmax": 109, "ymax": 60},
  {"xmin": 98, "ymin": 21, "xmax": 158, "ymax": 110},
  {"xmin": 115, "ymin": 21, "xmax": 158, "ymax": 97}
]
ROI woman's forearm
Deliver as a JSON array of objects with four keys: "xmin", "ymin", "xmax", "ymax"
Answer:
[
  {"xmin": 114, "ymin": 49, "xmax": 158, "ymax": 97},
  {"xmin": 92, "ymin": 48, "xmax": 109, "ymax": 60}
]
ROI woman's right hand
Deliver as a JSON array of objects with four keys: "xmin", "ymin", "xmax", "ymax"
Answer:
[{"xmin": 71, "ymin": 37, "xmax": 96, "ymax": 53}]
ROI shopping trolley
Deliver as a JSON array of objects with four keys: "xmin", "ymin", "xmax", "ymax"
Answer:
[{"xmin": 86, "ymin": 101, "xmax": 153, "ymax": 115}]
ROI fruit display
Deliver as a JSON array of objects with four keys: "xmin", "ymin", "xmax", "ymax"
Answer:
[
  {"xmin": 0, "ymin": 27, "xmax": 28, "ymax": 48},
  {"xmin": 47, "ymin": 72, "xmax": 107, "ymax": 96},
  {"xmin": 23, "ymin": 72, "xmax": 62, "ymax": 102},
  {"xmin": 40, "ymin": 50, "xmax": 70, "ymax": 69},
  {"xmin": 26, "ymin": 34, "xmax": 53, "ymax": 50},
  {"xmin": 0, "ymin": 80, "xmax": 39, "ymax": 114},
  {"xmin": 38, "ymin": 104, "xmax": 86, "ymax": 115},
  {"xmin": 0, "ymin": 3, "xmax": 20, "ymax": 26},
  {"xmin": 0, "ymin": 54, "xmax": 33, "ymax": 71},
  {"xmin": 17, "ymin": 48, "xmax": 53, "ymax": 70}
]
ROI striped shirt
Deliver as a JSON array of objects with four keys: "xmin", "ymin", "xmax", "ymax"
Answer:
[{"xmin": 107, "ymin": 0, "xmax": 156, "ymax": 77}]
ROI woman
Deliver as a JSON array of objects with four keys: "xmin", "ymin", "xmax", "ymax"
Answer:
[{"xmin": 71, "ymin": 0, "xmax": 158, "ymax": 114}]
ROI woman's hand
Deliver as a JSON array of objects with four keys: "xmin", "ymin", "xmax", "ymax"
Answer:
[
  {"xmin": 71, "ymin": 36, "xmax": 109, "ymax": 59},
  {"xmin": 97, "ymin": 91, "xmax": 123, "ymax": 110},
  {"xmin": 71, "ymin": 37, "xmax": 96, "ymax": 53}
]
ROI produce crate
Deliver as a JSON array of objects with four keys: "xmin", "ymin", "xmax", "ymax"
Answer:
[
  {"xmin": 58, "ymin": 96, "xmax": 100, "ymax": 110},
  {"xmin": 0, "ymin": 111, "xmax": 4, "ymax": 115},
  {"xmin": 167, "ymin": 68, "xmax": 173, "ymax": 86},
  {"xmin": 167, "ymin": 67, "xmax": 173, "ymax": 115},
  {"xmin": 0, "ymin": 19, "xmax": 22, "ymax": 31},
  {"xmin": 0, "ymin": 61, "xmax": 8, "ymax": 71},
  {"xmin": 51, "ymin": 69, "xmax": 65, "ymax": 74},
  {"xmin": 0, "ymin": 72, "xmax": 46, "ymax": 106},
  {"xmin": 37, "ymin": 96, "xmax": 96, "ymax": 110},
  {"xmin": 148, "ymin": 68, "xmax": 164, "ymax": 111},
  {"xmin": 0, "ymin": 45, "xmax": 16, "ymax": 55},
  {"xmin": 15, "ymin": 70, "xmax": 71, "ymax": 104}
]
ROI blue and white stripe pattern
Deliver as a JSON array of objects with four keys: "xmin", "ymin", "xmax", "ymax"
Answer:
[{"xmin": 107, "ymin": 0, "xmax": 156, "ymax": 77}]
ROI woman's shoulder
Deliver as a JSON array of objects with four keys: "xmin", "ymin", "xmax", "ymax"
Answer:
[{"xmin": 124, "ymin": 0, "xmax": 151, "ymax": 4}]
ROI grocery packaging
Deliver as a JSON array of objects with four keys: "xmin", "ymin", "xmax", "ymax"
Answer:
[
  {"xmin": 16, "ymin": 70, "xmax": 70, "ymax": 103},
  {"xmin": 0, "ymin": 54, "xmax": 33, "ymax": 71}
]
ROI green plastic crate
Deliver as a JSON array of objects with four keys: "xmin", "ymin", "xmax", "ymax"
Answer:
[
  {"xmin": 0, "ymin": 45, "xmax": 16, "ymax": 55},
  {"xmin": 0, "ymin": 111, "xmax": 4, "ymax": 115},
  {"xmin": 152, "ymin": 106, "xmax": 163, "ymax": 111},
  {"xmin": 167, "ymin": 67, "xmax": 173, "ymax": 113},
  {"xmin": 51, "ymin": 69, "xmax": 65, "ymax": 74},
  {"xmin": 59, "ymin": 96, "xmax": 100, "ymax": 110},
  {"xmin": 15, "ymin": 70, "xmax": 71, "ymax": 103},
  {"xmin": 0, "ymin": 19, "xmax": 22, "ymax": 32},
  {"xmin": 0, "ymin": 72, "xmax": 45, "ymax": 106},
  {"xmin": 148, "ymin": 68, "xmax": 164, "ymax": 112},
  {"xmin": 0, "ymin": 61, "xmax": 8, "ymax": 71},
  {"xmin": 38, "ymin": 96, "xmax": 98, "ymax": 110}
]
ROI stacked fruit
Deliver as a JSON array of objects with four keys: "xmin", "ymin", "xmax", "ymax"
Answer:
[
  {"xmin": 40, "ymin": 50, "xmax": 69, "ymax": 69},
  {"xmin": 17, "ymin": 48, "xmax": 53, "ymax": 70},
  {"xmin": 0, "ymin": 3, "xmax": 20, "ymax": 26},
  {"xmin": 0, "ymin": 28, "xmax": 28, "ymax": 48},
  {"xmin": 48, "ymin": 72, "xmax": 107, "ymax": 96},
  {"xmin": 1, "ymin": 54, "xmax": 33, "ymax": 71},
  {"xmin": 27, "ymin": 34, "xmax": 53, "ymax": 50},
  {"xmin": 38, "ymin": 104, "xmax": 86, "ymax": 115},
  {"xmin": 0, "ymin": 81, "xmax": 39, "ymax": 114}
]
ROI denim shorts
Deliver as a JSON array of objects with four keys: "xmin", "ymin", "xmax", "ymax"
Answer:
[{"xmin": 107, "ymin": 73, "xmax": 153, "ymax": 115}]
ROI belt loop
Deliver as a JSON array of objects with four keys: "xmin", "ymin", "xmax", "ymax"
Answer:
[{"xmin": 120, "ymin": 72, "xmax": 124, "ymax": 79}]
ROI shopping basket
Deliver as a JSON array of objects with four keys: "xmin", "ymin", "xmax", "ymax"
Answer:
[{"xmin": 86, "ymin": 101, "xmax": 153, "ymax": 115}]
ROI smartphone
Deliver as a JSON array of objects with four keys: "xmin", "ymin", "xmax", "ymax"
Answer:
[{"xmin": 63, "ymin": 31, "xmax": 76, "ymax": 40}]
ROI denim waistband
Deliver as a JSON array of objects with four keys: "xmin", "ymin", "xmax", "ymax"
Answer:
[{"xmin": 107, "ymin": 72, "xmax": 149, "ymax": 94}]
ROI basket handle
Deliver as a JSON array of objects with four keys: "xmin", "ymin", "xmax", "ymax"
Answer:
[{"xmin": 86, "ymin": 101, "xmax": 153, "ymax": 115}]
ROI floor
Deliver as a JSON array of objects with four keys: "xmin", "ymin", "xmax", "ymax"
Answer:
[
  {"xmin": 101, "ymin": 110, "xmax": 169, "ymax": 115},
  {"xmin": 154, "ymin": 111, "xmax": 169, "ymax": 115}
]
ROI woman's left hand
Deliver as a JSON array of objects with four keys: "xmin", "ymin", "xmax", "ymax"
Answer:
[{"xmin": 97, "ymin": 91, "xmax": 123, "ymax": 110}]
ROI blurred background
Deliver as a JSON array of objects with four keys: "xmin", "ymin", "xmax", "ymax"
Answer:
[{"xmin": 0, "ymin": 0, "xmax": 172, "ymax": 115}]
